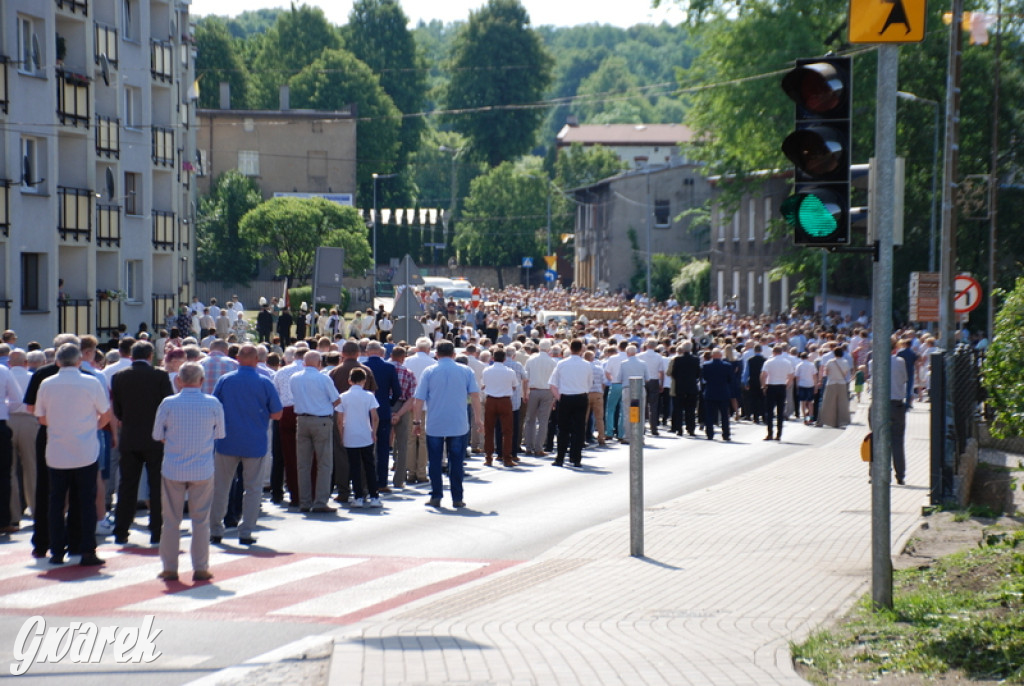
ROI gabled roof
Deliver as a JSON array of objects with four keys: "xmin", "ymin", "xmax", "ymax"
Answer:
[{"xmin": 556, "ymin": 123, "xmax": 695, "ymax": 147}]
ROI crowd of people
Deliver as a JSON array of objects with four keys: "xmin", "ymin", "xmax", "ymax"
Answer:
[{"xmin": 0, "ymin": 285, "xmax": 958, "ymax": 578}]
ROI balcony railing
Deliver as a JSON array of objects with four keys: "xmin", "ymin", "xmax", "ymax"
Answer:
[
  {"xmin": 152, "ymin": 126, "xmax": 174, "ymax": 167},
  {"xmin": 178, "ymin": 218, "xmax": 190, "ymax": 250},
  {"xmin": 58, "ymin": 299, "xmax": 92, "ymax": 337},
  {"xmin": 153, "ymin": 210, "xmax": 175, "ymax": 249},
  {"xmin": 0, "ymin": 300, "xmax": 10, "ymax": 330},
  {"xmin": 94, "ymin": 24, "xmax": 118, "ymax": 68},
  {"xmin": 96, "ymin": 115, "xmax": 119, "ymax": 157},
  {"xmin": 96, "ymin": 204, "xmax": 121, "ymax": 247},
  {"xmin": 0, "ymin": 56, "xmax": 8, "ymax": 114},
  {"xmin": 0, "ymin": 180, "xmax": 10, "ymax": 238},
  {"xmin": 150, "ymin": 40, "xmax": 173, "ymax": 82},
  {"xmin": 95, "ymin": 295, "xmax": 121, "ymax": 339},
  {"xmin": 153, "ymin": 294, "xmax": 176, "ymax": 332},
  {"xmin": 57, "ymin": 69, "xmax": 90, "ymax": 127},
  {"xmin": 56, "ymin": 0, "xmax": 89, "ymax": 14},
  {"xmin": 58, "ymin": 186, "xmax": 92, "ymax": 242}
]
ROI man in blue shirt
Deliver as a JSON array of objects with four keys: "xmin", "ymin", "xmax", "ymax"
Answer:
[
  {"xmin": 412, "ymin": 341, "xmax": 483, "ymax": 508},
  {"xmin": 152, "ymin": 363, "xmax": 225, "ymax": 581},
  {"xmin": 210, "ymin": 344, "xmax": 282, "ymax": 545},
  {"xmin": 362, "ymin": 341, "xmax": 401, "ymax": 494}
]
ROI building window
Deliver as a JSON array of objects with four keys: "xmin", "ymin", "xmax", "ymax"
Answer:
[
  {"xmin": 654, "ymin": 199, "xmax": 670, "ymax": 228},
  {"xmin": 17, "ymin": 16, "xmax": 42, "ymax": 77},
  {"xmin": 732, "ymin": 211, "xmax": 740, "ymax": 241},
  {"xmin": 124, "ymin": 172, "xmax": 140, "ymax": 215},
  {"xmin": 125, "ymin": 260, "xmax": 142, "ymax": 302},
  {"xmin": 21, "ymin": 253, "xmax": 44, "ymax": 311},
  {"xmin": 20, "ymin": 136, "xmax": 46, "ymax": 193},
  {"xmin": 124, "ymin": 85, "xmax": 141, "ymax": 128},
  {"xmin": 122, "ymin": 0, "xmax": 137, "ymax": 42},
  {"xmin": 714, "ymin": 205, "xmax": 723, "ymax": 242},
  {"xmin": 196, "ymin": 149, "xmax": 208, "ymax": 177},
  {"xmin": 748, "ymin": 198, "xmax": 756, "ymax": 241},
  {"xmin": 764, "ymin": 197, "xmax": 773, "ymax": 238},
  {"xmin": 238, "ymin": 150, "xmax": 259, "ymax": 177}
]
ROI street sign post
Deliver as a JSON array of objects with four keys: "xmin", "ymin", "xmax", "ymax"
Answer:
[
  {"xmin": 849, "ymin": 0, "xmax": 927, "ymax": 43},
  {"xmin": 954, "ymin": 274, "xmax": 982, "ymax": 314}
]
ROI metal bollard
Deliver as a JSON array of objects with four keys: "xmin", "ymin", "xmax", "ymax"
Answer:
[{"xmin": 629, "ymin": 375, "xmax": 644, "ymax": 557}]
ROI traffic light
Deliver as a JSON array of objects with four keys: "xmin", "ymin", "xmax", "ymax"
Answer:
[{"xmin": 779, "ymin": 56, "xmax": 852, "ymax": 247}]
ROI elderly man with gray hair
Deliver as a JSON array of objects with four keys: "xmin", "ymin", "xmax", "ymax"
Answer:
[{"xmin": 151, "ymin": 363, "xmax": 225, "ymax": 581}]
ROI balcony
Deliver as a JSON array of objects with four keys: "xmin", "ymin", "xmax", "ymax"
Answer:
[
  {"xmin": 0, "ymin": 180, "xmax": 9, "ymax": 237},
  {"xmin": 150, "ymin": 40, "xmax": 173, "ymax": 82},
  {"xmin": 96, "ymin": 204, "xmax": 120, "ymax": 247},
  {"xmin": 94, "ymin": 24, "xmax": 118, "ymax": 69},
  {"xmin": 95, "ymin": 295, "xmax": 121, "ymax": 339},
  {"xmin": 153, "ymin": 210, "xmax": 175, "ymax": 250},
  {"xmin": 56, "ymin": 0, "xmax": 89, "ymax": 14},
  {"xmin": 58, "ymin": 186, "xmax": 93, "ymax": 242},
  {"xmin": 58, "ymin": 299, "xmax": 92, "ymax": 336},
  {"xmin": 152, "ymin": 126, "xmax": 174, "ymax": 167},
  {"xmin": 0, "ymin": 56, "xmax": 8, "ymax": 114},
  {"xmin": 152, "ymin": 294, "xmax": 176, "ymax": 331},
  {"xmin": 96, "ymin": 115, "xmax": 120, "ymax": 157},
  {"xmin": 57, "ymin": 69, "xmax": 91, "ymax": 128}
]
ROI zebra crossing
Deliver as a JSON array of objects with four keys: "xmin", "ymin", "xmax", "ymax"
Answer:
[{"xmin": 0, "ymin": 544, "xmax": 516, "ymax": 625}]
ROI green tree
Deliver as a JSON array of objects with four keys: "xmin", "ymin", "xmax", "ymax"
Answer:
[
  {"xmin": 455, "ymin": 162, "xmax": 568, "ymax": 287},
  {"xmin": 249, "ymin": 4, "xmax": 342, "ymax": 109},
  {"xmin": 196, "ymin": 171, "xmax": 262, "ymax": 285},
  {"xmin": 553, "ymin": 142, "xmax": 628, "ymax": 189},
  {"xmin": 445, "ymin": 0, "xmax": 554, "ymax": 167},
  {"xmin": 672, "ymin": 258, "xmax": 711, "ymax": 306},
  {"xmin": 239, "ymin": 197, "xmax": 371, "ymax": 287},
  {"xmin": 575, "ymin": 54, "xmax": 656, "ymax": 124},
  {"xmin": 343, "ymin": 0, "xmax": 428, "ymax": 204},
  {"xmin": 194, "ymin": 18, "xmax": 249, "ymax": 109},
  {"xmin": 982, "ymin": 277, "xmax": 1024, "ymax": 437},
  {"xmin": 288, "ymin": 49, "xmax": 402, "ymax": 202}
]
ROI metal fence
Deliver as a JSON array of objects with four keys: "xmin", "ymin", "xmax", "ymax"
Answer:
[{"xmin": 930, "ymin": 344, "xmax": 985, "ymax": 504}]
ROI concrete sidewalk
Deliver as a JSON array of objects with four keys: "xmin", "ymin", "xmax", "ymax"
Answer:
[{"xmin": 320, "ymin": 401, "xmax": 931, "ymax": 686}]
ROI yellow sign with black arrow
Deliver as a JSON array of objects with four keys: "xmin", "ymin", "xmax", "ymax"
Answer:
[{"xmin": 849, "ymin": 0, "xmax": 927, "ymax": 43}]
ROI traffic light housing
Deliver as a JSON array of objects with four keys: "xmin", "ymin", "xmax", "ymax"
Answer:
[{"xmin": 780, "ymin": 56, "xmax": 852, "ymax": 247}]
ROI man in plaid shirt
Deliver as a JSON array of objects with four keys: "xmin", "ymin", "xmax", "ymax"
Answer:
[
  {"xmin": 200, "ymin": 339, "xmax": 238, "ymax": 395},
  {"xmin": 389, "ymin": 347, "xmax": 418, "ymax": 488}
]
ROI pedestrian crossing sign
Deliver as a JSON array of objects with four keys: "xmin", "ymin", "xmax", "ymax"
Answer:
[{"xmin": 849, "ymin": 0, "xmax": 927, "ymax": 43}]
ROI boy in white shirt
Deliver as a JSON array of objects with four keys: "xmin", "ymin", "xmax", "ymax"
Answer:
[{"xmin": 338, "ymin": 367, "xmax": 380, "ymax": 508}]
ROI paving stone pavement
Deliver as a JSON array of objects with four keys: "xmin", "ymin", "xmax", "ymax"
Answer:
[{"xmin": 315, "ymin": 401, "xmax": 932, "ymax": 686}]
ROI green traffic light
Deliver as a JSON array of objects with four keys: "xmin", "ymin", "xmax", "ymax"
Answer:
[{"xmin": 798, "ymin": 194, "xmax": 838, "ymax": 236}]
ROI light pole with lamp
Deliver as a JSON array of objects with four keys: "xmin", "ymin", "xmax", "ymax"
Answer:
[
  {"xmin": 371, "ymin": 172, "xmax": 397, "ymax": 295},
  {"xmin": 896, "ymin": 91, "xmax": 940, "ymax": 274}
]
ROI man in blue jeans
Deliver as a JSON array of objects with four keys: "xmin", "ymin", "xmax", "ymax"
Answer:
[{"xmin": 412, "ymin": 341, "xmax": 483, "ymax": 509}]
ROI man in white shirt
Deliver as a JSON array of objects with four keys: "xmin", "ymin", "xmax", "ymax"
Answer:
[
  {"xmin": 603, "ymin": 342, "xmax": 627, "ymax": 441},
  {"xmin": 637, "ymin": 339, "xmax": 667, "ymax": 436},
  {"xmin": 404, "ymin": 337, "xmax": 435, "ymax": 381},
  {"xmin": 522, "ymin": 339, "xmax": 557, "ymax": 456},
  {"xmin": 760, "ymin": 345, "xmax": 795, "ymax": 441},
  {"xmin": 481, "ymin": 349, "xmax": 518, "ymax": 467},
  {"xmin": 549, "ymin": 339, "xmax": 593, "ymax": 468}
]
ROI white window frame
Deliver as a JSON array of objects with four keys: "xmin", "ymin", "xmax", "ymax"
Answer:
[
  {"xmin": 654, "ymin": 199, "xmax": 670, "ymax": 228},
  {"xmin": 763, "ymin": 197, "xmax": 773, "ymax": 238},
  {"xmin": 125, "ymin": 260, "xmax": 143, "ymax": 303},
  {"xmin": 714, "ymin": 204, "xmax": 723, "ymax": 243},
  {"xmin": 124, "ymin": 85, "xmax": 141, "ymax": 129},
  {"xmin": 122, "ymin": 0, "xmax": 137, "ymax": 43},
  {"xmin": 731, "ymin": 210, "xmax": 740, "ymax": 241},
  {"xmin": 124, "ymin": 171, "xmax": 141, "ymax": 215},
  {"xmin": 17, "ymin": 16, "xmax": 42, "ymax": 76},
  {"xmin": 21, "ymin": 253, "xmax": 46, "ymax": 312},
  {"xmin": 238, "ymin": 150, "xmax": 260, "ymax": 177},
  {"xmin": 748, "ymin": 198, "xmax": 756, "ymax": 241},
  {"xmin": 20, "ymin": 136, "xmax": 46, "ymax": 194}
]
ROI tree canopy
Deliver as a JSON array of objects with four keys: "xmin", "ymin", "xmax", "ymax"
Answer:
[
  {"xmin": 239, "ymin": 197, "xmax": 371, "ymax": 286},
  {"xmin": 194, "ymin": 18, "xmax": 249, "ymax": 110},
  {"xmin": 196, "ymin": 170, "xmax": 262, "ymax": 285},
  {"xmin": 444, "ymin": 0, "xmax": 554, "ymax": 167}
]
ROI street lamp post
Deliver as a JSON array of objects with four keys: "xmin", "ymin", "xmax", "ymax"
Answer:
[
  {"xmin": 371, "ymin": 172, "xmax": 397, "ymax": 295},
  {"xmin": 897, "ymin": 91, "xmax": 940, "ymax": 274}
]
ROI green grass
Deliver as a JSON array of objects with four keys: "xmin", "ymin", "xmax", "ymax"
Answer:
[{"xmin": 793, "ymin": 530, "xmax": 1024, "ymax": 683}]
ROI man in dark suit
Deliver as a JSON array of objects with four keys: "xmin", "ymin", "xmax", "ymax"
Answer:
[
  {"xmin": 668, "ymin": 341, "xmax": 701, "ymax": 437},
  {"xmin": 256, "ymin": 304, "xmax": 274, "ymax": 343},
  {"xmin": 362, "ymin": 341, "xmax": 401, "ymax": 493},
  {"xmin": 110, "ymin": 340, "xmax": 174, "ymax": 544},
  {"xmin": 277, "ymin": 308, "xmax": 294, "ymax": 345},
  {"xmin": 743, "ymin": 345, "xmax": 767, "ymax": 424},
  {"xmin": 700, "ymin": 348, "xmax": 734, "ymax": 441}
]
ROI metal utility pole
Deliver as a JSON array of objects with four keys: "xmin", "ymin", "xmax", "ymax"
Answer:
[
  {"xmin": 628, "ymin": 376, "xmax": 644, "ymax": 557},
  {"xmin": 869, "ymin": 44, "xmax": 898, "ymax": 611},
  {"xmin": 987, "ymin": 0, "xmax": 1002, "ymax": 341},
  {"xmin": 939, "ymin": 0, "xmax": 964, "ymax": 350}
]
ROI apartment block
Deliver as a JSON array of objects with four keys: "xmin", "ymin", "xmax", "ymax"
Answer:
[{"xmin": 0, "ymin": 0, "xmax": 197, "ymax": 345}]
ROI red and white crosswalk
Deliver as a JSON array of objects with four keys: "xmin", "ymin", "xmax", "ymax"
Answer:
[{"xmin": 0, "ymin": 544, "xmax": 517, "ymax": 625}]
